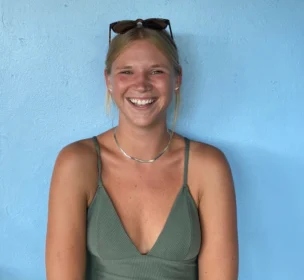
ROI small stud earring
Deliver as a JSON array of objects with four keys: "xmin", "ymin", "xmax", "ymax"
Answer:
[
  {"xmin": 175, "ymin": 87, "xmax": 179, "ymax": 91},
  {"xmin": 108, "ymin": 88, "xmax": 112, "ymax": 92}
]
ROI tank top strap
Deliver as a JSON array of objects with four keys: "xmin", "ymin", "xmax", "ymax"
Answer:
[
  {"xmin": 92, "ymin": 136, "xmax": 102, "ymax": 187},
  {"xmin": 183, "ymin": 137, "xmax": 190, "ymax": 185}
]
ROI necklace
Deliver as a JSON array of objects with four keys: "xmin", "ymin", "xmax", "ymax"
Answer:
[{"xmin": 113, "ymin": 127, "xmax": 173, "ymax": 163}]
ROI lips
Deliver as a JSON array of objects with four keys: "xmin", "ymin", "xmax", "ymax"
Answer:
[{"xmin": 127, "ymin": 97, "xmax": 157, "ymax": 107}]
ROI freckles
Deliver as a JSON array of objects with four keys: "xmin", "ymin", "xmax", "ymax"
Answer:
[
  {"xmin": 113, "ymin": 76, "xmax": 127, "ymax": 86},
  {"xmin": 154, "ymin": 76, "xmax": 172, "ymax": 88},
  {"xmin": 119, "ymin": 76, "xmax": 126, "ymax": 82},
  {"xmin": 152, "ymin": 77, "xmax": 164, "ymax": 86}
]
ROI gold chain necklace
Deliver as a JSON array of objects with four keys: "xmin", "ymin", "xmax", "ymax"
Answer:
[{"xmin": 113, "ymin": 127, "xmax": 173, "ymax": 163}]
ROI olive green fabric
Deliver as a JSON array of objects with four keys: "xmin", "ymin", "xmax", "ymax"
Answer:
[{"xmin": 85, "ymin": 137, "xmax": 201, "ymax": 279}]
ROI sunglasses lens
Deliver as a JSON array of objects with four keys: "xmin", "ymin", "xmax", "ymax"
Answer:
[
  {"xmin": 144, "ymin": 19, "xmax": 168, "ymax": 30},
  {"xmin": 112, "ymin": 20, "xmax": 136, "ymax": 34}
]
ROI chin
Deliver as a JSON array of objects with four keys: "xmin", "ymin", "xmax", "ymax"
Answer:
[
  {"xmin": 118, "ymin": 105, "xmax": 168, "ymax": 129},
  {"xmin": 130, "ymin": 119, "xmax": 160, "ymax": 129},
  {"xmin": 121, "ymin": 114, "xmax": 165, "ymax": 129}
]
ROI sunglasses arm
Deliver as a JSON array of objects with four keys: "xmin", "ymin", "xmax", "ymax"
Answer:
[
  {"xmin": 168, "ymin": 23, "xmax": 174, "ymax": 41},
  {"xmin": 109, "ymin": 25, "xmax": 112, "ymax": 45}
]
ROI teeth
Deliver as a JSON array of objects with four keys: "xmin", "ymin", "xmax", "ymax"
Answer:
[{"xmin": 129, "ymin": 98, "xmax": 154, "ymax": 105}]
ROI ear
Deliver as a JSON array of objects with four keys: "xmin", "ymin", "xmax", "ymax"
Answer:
[{"xmin": 104, "ymin": 69, "xmax": 112, "ymax": 92}]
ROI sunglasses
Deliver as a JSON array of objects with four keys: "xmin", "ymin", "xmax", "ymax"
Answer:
[{"xmin": 109, "ymin": 18, "xmax": 174, "ymax": 44}]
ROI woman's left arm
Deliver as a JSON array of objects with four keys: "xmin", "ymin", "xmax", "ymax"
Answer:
[{"xmin": 196, "ymin": 146, "xmax": 238, "ymax": 280}]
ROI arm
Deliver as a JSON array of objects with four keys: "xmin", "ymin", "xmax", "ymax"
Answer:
[
  {"xmin": 45, "ymin": 142, "xmax": 96, "ymax": 280},
  {"xmin": 197, "ymin": 146, "xmax": 238, "ymax": 280}
]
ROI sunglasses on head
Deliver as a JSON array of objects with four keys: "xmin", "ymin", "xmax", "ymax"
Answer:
[{"xmin": 109, "ymin": 18, "xmax": 174, "ymax": 44}]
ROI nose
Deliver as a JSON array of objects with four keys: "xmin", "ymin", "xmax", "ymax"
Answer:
[{"xmin": 134, "ymin": 72, "xmax": 152, "ymax": 92}]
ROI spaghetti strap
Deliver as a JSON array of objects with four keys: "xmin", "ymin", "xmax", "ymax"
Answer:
[
  {"xmin": 92, "ymin": 136, "xmax": 102, "ymax": 187},
  {"xmin": 183, "ymin": 137, "xmax": 190, "ymax": 185}
]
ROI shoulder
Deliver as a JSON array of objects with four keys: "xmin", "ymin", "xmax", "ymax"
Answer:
[
  {"xmin": 54, "ymin": 138, "xmax": 97, "ymax": 172},
  {"xmin": 189, "ymin": 140, "xmax": 230, "ymax": 170},
  {"xmin": 188, "ymin": 139, "xmax": 234, "ymax": 198},
  {"xmin": 53, "ymin": 129, "xmax": 114, "ymax": 177},
  {"xmin": 50, "ymin": 137, "xmax": 99, "ymax": 204}
]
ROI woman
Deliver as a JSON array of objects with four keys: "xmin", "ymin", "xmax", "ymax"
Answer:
[{"xmin": 46, "ymin": 18, "xmax": 238, "ymax": 280}]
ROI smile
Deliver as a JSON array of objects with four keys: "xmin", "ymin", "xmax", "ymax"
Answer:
[{"xmin": 128, "ymin": 98, "xmax": 157, "ymax": 107}]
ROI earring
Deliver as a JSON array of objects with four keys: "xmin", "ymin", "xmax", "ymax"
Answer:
[
  {"xmin": 108, "ymin": 87, "xmax": 112, "ymax": 92},
  {"xmin": 175, "ymin": 86, "xmax": 179, "ymax": 91}
]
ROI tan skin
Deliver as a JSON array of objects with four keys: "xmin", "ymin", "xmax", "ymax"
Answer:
[{"xmin": 46, "ymin": 39, "xmax": 238, "ymax": 280}]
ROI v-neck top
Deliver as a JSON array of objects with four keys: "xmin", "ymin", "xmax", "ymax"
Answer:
[{"xmin": 85, "ymin": 136, "xmax": 201, "ymax": 280}]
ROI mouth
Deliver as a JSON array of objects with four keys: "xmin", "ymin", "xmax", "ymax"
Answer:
[{"xmin": 127, "ymin": 98, "xmax": 157, "ymax": 109}]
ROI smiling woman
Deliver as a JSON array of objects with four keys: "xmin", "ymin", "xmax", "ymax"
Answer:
[
  {"xmin": 45, "ymin": 18, "xmax": 238, "ymax": 280},
  {"xmin": 105, "ymin": 39, "xmax": 179, "ymax": 129}
]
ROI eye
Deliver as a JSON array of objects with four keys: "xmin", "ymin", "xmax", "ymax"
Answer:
[
  {"xmin": 151, "ymin": 69, "xmax": 164, "ymax": 75},
  {"xmin": 119, "ymin": 70, "xmax": 133, "ymax": 75}
]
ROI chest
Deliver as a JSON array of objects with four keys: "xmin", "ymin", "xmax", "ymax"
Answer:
[
  {"xmin": 100, "ymin": 160, "xmax": 185, "ymax": 254},
  {"xmin": 87, "ymin": 177, "xmax": 201, "ymax": 260}
]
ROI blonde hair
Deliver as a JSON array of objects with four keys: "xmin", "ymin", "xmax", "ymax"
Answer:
[{"xmin": 105, "ymin": 27, "xmax": 181, "ymax": 131}]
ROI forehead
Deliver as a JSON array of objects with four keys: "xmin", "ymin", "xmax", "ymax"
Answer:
[{"xmin": 113, "ymin": 40, "xmax": 171, "ymax": 67}]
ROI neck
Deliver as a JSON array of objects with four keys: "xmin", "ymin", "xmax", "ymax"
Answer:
[{"xmin": 114, "ymin": 120, "xmax": 171, "ymax": 162}]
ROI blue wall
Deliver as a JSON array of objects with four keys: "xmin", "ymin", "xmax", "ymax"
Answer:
[{"xmin": 0, "ymin": 0, "xmax": 303, "ymax": 279}]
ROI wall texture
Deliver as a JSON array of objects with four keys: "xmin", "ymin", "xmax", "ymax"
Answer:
[{"xmin": 0, "ymin": 0, "xmax": 303, "ymax": 279}]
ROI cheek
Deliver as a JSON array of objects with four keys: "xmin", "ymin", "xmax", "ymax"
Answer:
[
  {"xmin": 118, "ymin": 76, "xmax": 129, "ymax": 83},
  {"xmin": 151, "ymin": 74, "xmax": 165, "ymax": 83},
  {"xmin": 112, "ymin": 76, "xmax": 130, "ymax": 89},
  {"xmin": 154, "ymin": 76, "xmax": 174, "ymax": 90}
]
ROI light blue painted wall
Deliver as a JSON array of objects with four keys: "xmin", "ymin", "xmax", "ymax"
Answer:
[{"xmin": 0, "ymin": 0, "xmax": 303, "ymax": 279}]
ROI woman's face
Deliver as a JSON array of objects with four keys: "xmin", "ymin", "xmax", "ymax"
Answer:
[{"xmin": 105, "ymin": 39, "xmax": 181, "ymax": 128}]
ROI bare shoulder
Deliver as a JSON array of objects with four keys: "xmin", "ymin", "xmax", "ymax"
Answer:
[
  {"xmin": 50, "ymin": 137, "xmax": 99, "ymax": 204},
  {"xmin": 189, "ymin": 140, "xmax": 230, "ymax": 170},
  {"xmin": 55, "ymin": 138, "xmax": 96, "ymax": 168},
  {"xmin": 188, "ymin": 140, "xmax": 233, "ymax": 197}
]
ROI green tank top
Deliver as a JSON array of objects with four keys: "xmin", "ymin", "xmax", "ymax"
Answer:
[{"xmin": 86, "ymin": 137, "xmax": 201, "ymax": 279}]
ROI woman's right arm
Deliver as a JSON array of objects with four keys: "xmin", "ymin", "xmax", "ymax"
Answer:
[{"xmin": 46, "ymin": 143, "xmax": 96, "ymax": 280}]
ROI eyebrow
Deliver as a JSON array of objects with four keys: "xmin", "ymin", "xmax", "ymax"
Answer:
[
  {"xmin": 150, "ymin": 64, "xmax": 170, "ymax": 69},
  {"xmin": 115, "ymin": 64, "xmax": 170, "ymax": 70},
  {"xmin": 115, "ymin": 65, "xmax": 133, "ymax": 70}
]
